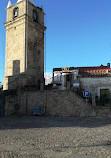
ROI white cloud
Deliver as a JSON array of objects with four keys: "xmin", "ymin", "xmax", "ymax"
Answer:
[{"xmin": 44, "ymin": 72, "xmax": 52, "ymax": 85}]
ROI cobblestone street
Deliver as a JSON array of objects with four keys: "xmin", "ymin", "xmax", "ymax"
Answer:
[{"xmin": 0, "ymin": 116, "xmax": 111, "ymax": 158}]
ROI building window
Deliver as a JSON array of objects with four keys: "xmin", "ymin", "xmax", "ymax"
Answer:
[
  {"xmin": 33, "ymin": 10, "xmax": 38, "ymax": 22},
  {"xmin": 13, "ymin": 7, "xmax": 19, "ymax": 18}
]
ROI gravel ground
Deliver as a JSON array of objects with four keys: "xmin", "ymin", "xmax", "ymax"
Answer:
[{"xmin": 0, "ymin": 116, "xmax": 111, "ymax": 158}]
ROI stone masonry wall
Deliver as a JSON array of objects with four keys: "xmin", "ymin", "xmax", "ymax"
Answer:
[
  {"xmin": 5, "ymin": 90, "xmax": 111, "ymax": 117},
  {"xmin": 3, "ymin": 1, "xmax": 26, "ymax": 90},
  {"xmin": 5, "ymin": 90, "xmax": 90, "ymax": 117},
  {"xmin": 25, "ymin": 90, "xmax": 90, "ymax": 116}
]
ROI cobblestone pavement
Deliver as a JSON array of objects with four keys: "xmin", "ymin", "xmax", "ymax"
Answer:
[{"xmin": 0, "ymin": 116, "xmax": 111, "ymax": 158}]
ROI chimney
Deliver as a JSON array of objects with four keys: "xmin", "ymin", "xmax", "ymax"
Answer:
[{"xmin": 107, "ymin": 63, "xmax": 110, "ymax": 68}]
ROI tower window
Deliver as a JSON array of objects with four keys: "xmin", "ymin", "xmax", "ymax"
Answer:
[
  {"xmin": 13, "ymin": 7, "xmax": 19, "ymax": 18},
  {"xmin": 33, "ymin": 10, "xmax": 38, "ymax": 22}
]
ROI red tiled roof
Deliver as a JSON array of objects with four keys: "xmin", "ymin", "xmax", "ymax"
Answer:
[
  {"xmin": 79, "ymin": 65, "xmax": 110, "ymax": 73},
  {"xmin": 53, "ymin": 64, "xmax": 111, "ymax": 76}
]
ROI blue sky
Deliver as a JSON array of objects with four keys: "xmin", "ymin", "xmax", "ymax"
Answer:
[{"xmin": 0, "ymin": 0, "xmax": 111, "ymax": 83}]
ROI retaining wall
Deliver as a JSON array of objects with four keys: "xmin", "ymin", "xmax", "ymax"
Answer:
[{"xmin": 5, "ymin": 90, "xmax": 111, "ymax": 117}]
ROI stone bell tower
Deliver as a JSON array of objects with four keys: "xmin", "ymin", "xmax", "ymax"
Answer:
[{"xmin": 3, "ymin": 0, "xmax": 46, "ymax": 90}]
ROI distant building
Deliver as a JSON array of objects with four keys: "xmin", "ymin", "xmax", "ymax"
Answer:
[
  {"xmin": 53, "ymin": 63, "xmax": 111, "ymax": 105},
  {"xmin": 53, "ymin": 67, "xmax": 79, "ymax": 90}
]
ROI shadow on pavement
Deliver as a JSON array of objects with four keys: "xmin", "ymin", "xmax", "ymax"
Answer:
[{"xmin": 0, "ymin": 116, "xmax": 111, "ymax": 130}]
